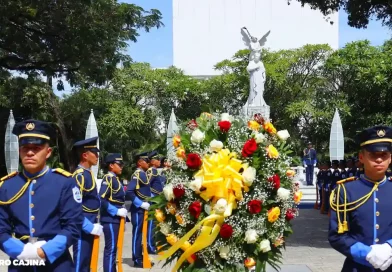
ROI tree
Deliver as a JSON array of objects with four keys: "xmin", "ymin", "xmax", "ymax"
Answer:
[
  {"xmin": 289, "ymin": 0, "xmax": 392, "ymax": 29},
  {"xmin": 0, "ymin": 0, "xmax": 163, "ymax": 87}
]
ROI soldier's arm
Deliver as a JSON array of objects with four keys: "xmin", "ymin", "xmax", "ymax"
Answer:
[
  {"xmin": 0, "ymin": 186, "xmax": 25, "ymax": 259},
  {"xmin": 99, "ymin": 175, "xmax": 119, "ymax": 216},
  {"xmin": 74, "ymin": 172, "xmax": 96, "ymax": 234},
  {"xmin": 328, "ymin": 186, "xmax": 372, "ymax": 267},
  {"xmin": 41, "ymin": 177, "xmax": 83, "ymax": 264},
  {"xmin": 125, "ymin": 173, "xmax": 144, "ymax": 207}
]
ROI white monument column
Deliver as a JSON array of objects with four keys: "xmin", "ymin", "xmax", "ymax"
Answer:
[
  {"xmin": 329, "ymin": 109, "xmax": 344, "ymax": 161},
  {"xmin": 85, "ymin": 109, "xmax": 99, "ymax": 180},
  {"xmin": 167, "ymin": 108, "xmax": 179, "ymax": 155},
  {"xmin": 4, "ymin": 110, "xmax": 19, "ymax": 174}
]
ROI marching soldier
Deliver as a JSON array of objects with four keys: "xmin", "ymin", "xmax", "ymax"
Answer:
[
  {"xmin": 72, "ymin": 137, "xmax": 103, "ymax": 272},
  {"xmin": 346, "ymin": 157, "xmax": 357, "ymax": 178},
  {"xmin": 0, "ymin": 119, "xmax": 83, "ymax": 271},
  {"xmin": 146, "ymin": 151, "xmax": 163, "ymax": 254},
  {"xmin": 329, "ymin": 125, "xmax": 392, "ymax": 271},
  {"xmin": 99, "ymin": 153, "xmax": 128, "ymax": 272},
  {"xmin": 126, "ymin": 152, "xmax": 151, "ymax": 268}
]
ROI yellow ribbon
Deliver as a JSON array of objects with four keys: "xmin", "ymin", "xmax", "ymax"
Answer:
[{"xmin": 158, "ymin": 149, "xmax": 248, "ymax": 271}]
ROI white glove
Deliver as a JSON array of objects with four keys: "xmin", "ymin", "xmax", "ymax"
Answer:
[
  {"xmin": 313, "ymin": 164, "xmax": 316, "ymax": 167},
  {"xmin": 33, "ymin": 241, "xmax": 47, "ymax": 249},
  {"xmin": 381, "ymin": 258, "xmax": 392, "ymax": 271},
  {"xmin": 366, "ymin": 243, "xmax": 392, "ymax": 269},
  {"xmin": 303, "ymin": 164, "xmax": 307, "ymax": 168},
  {"xmin": 116, "ymin": 208, "xmax": 128, "ymax": 218},
  {"xmin": 140, "ymin": 202, "xmax": 150, "ymax": 210},
  {"xmin": 91, "ymin": 223, "xmax": 103, "ymax": 236},
  {"xmin": 17, "ymin": 243, "xmax": 42, "ymax": 261}
]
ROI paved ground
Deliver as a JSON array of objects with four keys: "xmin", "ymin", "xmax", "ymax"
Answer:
[{"xmin": 0, "ymin": 209, "xmax": 345, "ymax": 272}]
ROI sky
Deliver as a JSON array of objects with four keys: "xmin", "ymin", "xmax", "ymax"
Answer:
[{"xmin": 52, "ymin": 0, "xmax": 390, "ymax": 95}]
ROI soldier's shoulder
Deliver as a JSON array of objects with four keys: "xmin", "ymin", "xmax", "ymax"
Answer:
[
  {"xmin": 336, "ymin": 176, "xmax": 358, "ymax": 185},
  {"xmin": 72, "ymin": 168, "xmax": 84, "ymax": 177},
  {"xmin": 52, "ymin": 168, "xmax": 73, "ymax": 178},
  {"xmin": 0, "ymin": 171, "xmax": 19, "ymax": 183}
]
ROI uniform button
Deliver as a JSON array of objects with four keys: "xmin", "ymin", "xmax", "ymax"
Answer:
[
  {"xmin": 375, "ymin": 198, "xmax": 379, "ymax": 203},
  {"xmin": 376, "ymin": 211, "xmax": 380, "ymax": 216},
  {"xmin": 376, "ymin": 224, "xmax": 380, "ymax": 229},
  {"xmin": 31, "ymin": 228, "xmax": 35, "ymax": 233},
  {"xmin": 375, "ymin": 238, "xmax": 379, "ymax": 242},
  {"xmin": 376, "ymin": 188, "xmax": 379, "ymax": 191},
  {"xmin": 30, "ymin": 191, "xmax": 34, "ymax": 196},
  {"xmin": 32, "ymin": 180, "xmax": 36, "ymax": 184},
  {"xmin": 30, "ymin": 203, "xmax": 34, "ymax": 208},
  {"xmin": 31, "ymin": 216, "xmax": 35, "ymax": 220}
]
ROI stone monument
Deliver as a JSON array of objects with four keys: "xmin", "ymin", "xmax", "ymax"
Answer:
[
  {"xmin": 241, "ymin": 27, "xmax": 271, "ymax": 120},
  {"xmin": 4, "ymin": 110, "xmax": 19, "ymax": 174}
]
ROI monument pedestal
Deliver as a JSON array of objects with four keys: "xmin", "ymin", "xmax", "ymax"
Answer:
[{"xmin": 243, "ymin": 104, "xmax": 270, "ymax": 121}]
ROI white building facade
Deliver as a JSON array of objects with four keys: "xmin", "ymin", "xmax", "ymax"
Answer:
[{"xmin": 172, "ymin": 0, "xmax": 339, "ymax": 76}]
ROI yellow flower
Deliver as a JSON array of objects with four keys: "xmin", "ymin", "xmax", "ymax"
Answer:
[
  {"xmin": 274, "ymin": 237, "xmax": 285, "ymax": 247},
  {"xmin": 176, "ymin": 214, "xmax": 184, "ymax": 225},
  {"xmin": 263, "ymin": 122, "xmax": 277, "ymax": 134},
  {"xmin": 286, "ymin": 169, "xmax": 296, "ymax": 177},
  {"xmin": 176, "ymin": 147, "xmax": 186, "ymax": 159},
  {"xmin": 294, "ymin": 191, "xmax": 303, "ymax": 204},
  {"xmin": 248, "ymin": 120, "xmax": 260, "ymax": 131},
  {"xmin": 266, "ymin": 145, "xmax": 279, "ymax": 159},
  {"xmin": 167, "ymin": 234, "xmax": 178, "ymax": 245},
  {"xmin": 155, "ymin": 209, "xmax": 166, "ymax": 223},
  {"xmin": 167, "ymin": 202, "xmax": 177, "ymax": 215},
  {"xmin": 244, "ymin": 257, "xmax": 256, "ymax": 268},
  {"xmin": 173, "ymin": 135, "xmax": 181, "ymax": 148},
  {"xmin": 201, "ymin": 112, "xmax": 212, "ymax": 119},
  {"xmin": 268, "ymin": 207, "xmax": 281, "ymax": 223}
]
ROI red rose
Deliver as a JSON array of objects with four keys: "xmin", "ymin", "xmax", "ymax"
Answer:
[
  {"xmin": 242, "ymin": 138, "xmax": 258, "ymax": 157},
  {"xmin": 285, "ymin": 209, "xmax": 296, "ymax": 221},
  {"xmin": 218, "ymin": 121, "xmax": 231, "ymax": 132},
  {"xmin": 188, "ymin": 201, "xmax": 202, "ymax": 219},
  {"xmin": 173, "ymin": 184, "xmax": 185, "ymax": 199},
  {"xmin": 248, "ymin": 199, "xmax": 262, "ymax": 214},
  {"xmin": 220, "ymin": 223, "xmax": 233, "ymax": 239},
  {"xmin": 268, "ymin": 174, "xmax": 281, "ymax": 190},
  {"xmin": 253, "ymin": 113, "xmax": 265, "ymax": 124},
  {"xmin": 186, "ymin": 153, "xmax": 202, "ymax": 169},
  {"xmin": 187, "ymin": 119, "xmax": 198, "ymax": 130}
]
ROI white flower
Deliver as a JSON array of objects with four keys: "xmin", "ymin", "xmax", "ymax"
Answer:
[
  {"xmin": 277, "ymin": 188, "xmax": 291, "ymax": 200},
  {"xmin": 244, "ymin": 229, "xmax": 258, "ymax": 244},
  {"xmin": 242, "ymin": 167, "xmax": 256, "ymax": 186},
  {"xmin": 259, "ymin": 239, "xmax": 271, "ymax": 253},
  {"xmin": 254, "ymin": 132, "xmax": 266, "ymax": 143},
  {"xmin": 163, "ymin": 184, "xmax": 174, "ymax": 201},
  {"xmin": 277, "ymin": 130, "xmax": 290, "ymax": 141},
  {"xmin": 204, "ymin": 204, "xmax": 211, "ymax": 215},
  {"xmin": 221, "ymin": 113, "xmax": 232, "ymax": 122},
  {"xmin": 214, "ymin": 198, "xmax": 227, "ymax": 214},
  {"xmin": 189, "ymin": 177, "xmax": 202, "ymax": 192},
  {"xmin": 210, "ymin": 139, "xmax": 223, "ymax": 152},
  {"xmin": 159, "ymin": 223, "xmax": 171, "ymax": 236},
  {"xmin": 191, "ymin": 129, "xmax": 205, "ymax": 144},
  {"xmin": 219, "ymin": 246, "xmax": 230, "ymax": 259}
]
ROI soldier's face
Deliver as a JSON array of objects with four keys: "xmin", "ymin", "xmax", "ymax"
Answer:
[
  {"xmin": 151, "ymin": 159, "xmax": 160, "ymax": 168},
  {"xmin": 20, "ymin": 143, "xmax": 52, "ymax": 173},
  {"xmin": 359, "ymin": 150, "xmax": 391, "ymax": 176},
  {"xmin": 138, "ymin": 160, "xmax": 149, "ymax": 171},
  {"xmin": 83, "ymin": 150, "xmax": 98, "ymax": 166},
  {"xmin": 110, "ymin": 162, "xmax": 123, "ymax": 175}
]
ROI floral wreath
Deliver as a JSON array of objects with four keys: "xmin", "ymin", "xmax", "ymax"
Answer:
[{"xmin": 150, "ymin": 112, "xmax": 303, "ymax": 272}]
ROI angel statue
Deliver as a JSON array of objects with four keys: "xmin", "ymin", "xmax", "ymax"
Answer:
[{"xmin": 241, "ymin": 27, "xmax": 271, "ymax": 107}]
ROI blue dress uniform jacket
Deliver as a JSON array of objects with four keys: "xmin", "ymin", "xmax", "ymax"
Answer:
[
  {"xmin": 329, "ymin": 176, "xmax": 392, "ymax": 272},
  {"xmin": 0, "ymin": 167, "xmax": 83, "ymax": 271},
  {"xmin": 126, "ymin": 169, "xmax": 151, "ymax": 267},
  {"xmin": 99, "ymin": 172, "xmax": 127, "ymax": 272},
  {"xmin": 330, "ymin": 169, "xmax": 341, "ymax": 189},
  {"xmin": 146, "ymin": 167, "xmax": 162, "ymax": 254},
  {"xmin": 347, "ymin": 167, "xmax": 357, "ymax": 178},
  {"xmin": 72, "ymin": 166, "xmax": 101, "ymax": 272}
]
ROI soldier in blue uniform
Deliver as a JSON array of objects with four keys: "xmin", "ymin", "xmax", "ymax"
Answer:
[
  {"xmin": 386, "ymin": 163, "xmax": 392, "ymax": 177},
  {"xmin": 72, "ymin": 137, "xmax": 102, "ymax": 272},
  {"xmin": 346, "ymin": 157, "xmax": 357, "ymax": 178},
  {"xmin": 0, "ymin": 119, "xmax": 83, "ymax": 271},
  {"xmin": 159, "ymin": 157, "xmax": 170, "ymax": 187},
  {"xmin": 338, "ymin": 160, "xmax": 347, "ymax": 181},
  {"xmin": 302, "ymin": 142, "xmax": 317, "ymax": 185},
  {"xmin": 320, "ymin": 161, "xmax": 332, "ymax": 214},
  {"xmin": 316, "ymin": 161, "xmax": 325, "ymax": 209},
  {"xmin": 99, "ymin": 153, "xmax": 128, "ymax": 272},
  {"xmin": 146, "ymin": 151, "xmax": 163, "ymax": 254},
  {"xmin": 329, "ymin": 125, "xmax": 392, "ymax": 271},
  {"xmin": 126, "ymin": 152, "xmax": 151, "ymax": 268},
  {"xmin": 355, "ymin": 158, "xmax": 365, "ymax": 178},
  {"xmin": 330, "ymin": 160, "xmax": 340, "ymax": 190}
]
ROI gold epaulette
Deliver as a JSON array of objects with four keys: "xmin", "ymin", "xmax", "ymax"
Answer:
[
  {"xmin": 53, "ymin": 168, "xmax": 72, "ymax": 177},
  {"xmin": 336, "ymin": 176, "xmax": 357, "ymax": 185},
  {"xmin": 73, "ymin": 168, "xmax": 84, "ymax": 177},
  {"xmin": 0, "ymin": 171, "xmax": 18, "ymax": 182}
]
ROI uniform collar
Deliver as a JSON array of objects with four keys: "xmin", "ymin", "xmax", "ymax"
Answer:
[
  {"xmin": 361, "ymin": 175, "xmax": 387, "ymax": 187},
  {"xmin": 78, "ymin": 164, "xmax": 91, "ymax": 170},
  {"xmin": 108, "ymin": 171, "xmax": 116, "ymax": 177},
  {"xmin": 23, "ymin": 166, "xmax": 49, "ymax": 179}
]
